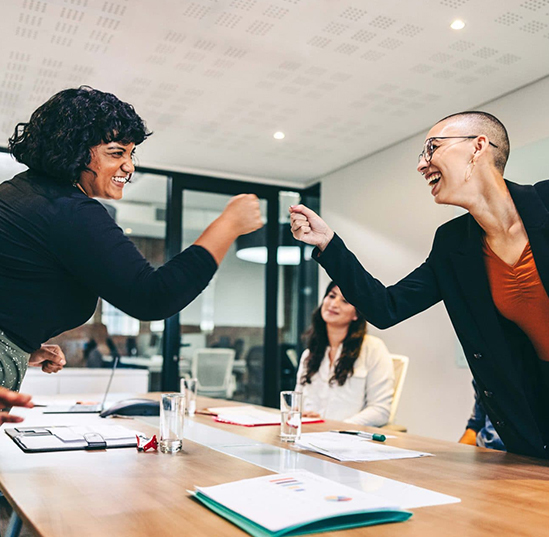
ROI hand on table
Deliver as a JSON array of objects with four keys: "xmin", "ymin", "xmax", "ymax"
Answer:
[
  {"xmin": 0, "ymin": 387, "xmax": 33, "ymax": 424},
  {"xmin": 29, "ymin": 344, "xmax": 66, "ymax": 374},
  {"xmin": 302, "ymin": 411, "xmax": 322, "ymax": 418},
  {"xmin": 289, "ymin": 205, "xmax": 334, "ymax": 251}
]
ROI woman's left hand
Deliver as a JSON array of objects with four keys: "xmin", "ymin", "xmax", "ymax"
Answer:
[
  {"xmin": 302, "ymin": 411, "xmax": 321, "ymax": 418},
  {"xmin": 29, "ymin": 344, "xmax": 66, "ymax": 373}
]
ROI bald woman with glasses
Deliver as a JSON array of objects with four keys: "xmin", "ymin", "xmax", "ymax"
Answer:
[{"xmin": 291, "ymin": 111, "xmax": 549, "ymax": 460}]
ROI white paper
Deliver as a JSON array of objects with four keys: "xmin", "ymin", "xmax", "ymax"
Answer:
[
  {"xmin": 68, "ymin": 425, "xmax": 139, "ymax": 440},
  {"xmin": 209, "ymin": 405, "xmax": 319, "ymax": 426},
  {"xmin": 196, "ymin": 470, "xmax": 399, "ymax": 532},
  {"xmin": 295, "ymin": 432, "xmax": 432, "ymax": 462},
  {"xmin": 18, "ymin": 435, "xmax": 85, "ymax": 450}
]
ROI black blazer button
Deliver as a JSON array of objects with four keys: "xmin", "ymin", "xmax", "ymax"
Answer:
[
  {"xmin": 496, "ymin": 420, "xmax": 505, "ymax": 427},
  {"xmin": 473, "ymin": 353, "xmax": 483, "ymax": 360},
  {"xmin": 484, "ymin": 390, "xmax": 493, "ymax": 398}
]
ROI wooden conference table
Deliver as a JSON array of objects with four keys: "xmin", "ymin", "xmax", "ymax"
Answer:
[{"xmin": 1, "ymin": 394, "xmax": 549, "ymax": 536}]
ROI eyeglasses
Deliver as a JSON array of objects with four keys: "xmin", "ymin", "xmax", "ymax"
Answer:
[{"xmin": 418, "ymin": 136, "xmax": 498, "ymax": 164}]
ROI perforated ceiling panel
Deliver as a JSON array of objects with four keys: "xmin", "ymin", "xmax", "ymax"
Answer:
[{"xmin": 1, "ymin": 0, "xmax": 549, "ymax": 184}]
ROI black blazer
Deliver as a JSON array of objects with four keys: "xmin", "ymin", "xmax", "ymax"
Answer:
[{"xmin": 315, "ymin": 179, "xmax": 549, "ymax": 459}]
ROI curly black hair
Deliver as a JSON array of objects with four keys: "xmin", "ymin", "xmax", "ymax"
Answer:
[
  {"xmin": 8, "ymin": 86, "xmax": 152, "ymax": 185},
  {"xmin": 300, "ymin": 281, "xmax": 367, "ymax": 387}
]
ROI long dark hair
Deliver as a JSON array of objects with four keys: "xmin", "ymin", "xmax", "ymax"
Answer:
[
  {"xmin": 8, "ymin": 86, "xmax": 151, "ymax": 186},
  {"xmin": 300, "ymin": 281, "xmax": 367, "ymax": 387}
]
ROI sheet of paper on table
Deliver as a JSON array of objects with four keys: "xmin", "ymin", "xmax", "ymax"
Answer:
[
  {"xmin": 295, "ymin": 432, "xmax": 432, "ymax": 462},
  {"xmin": 205, "ymin": 405, "xmax": 323, "ymax": 427}
]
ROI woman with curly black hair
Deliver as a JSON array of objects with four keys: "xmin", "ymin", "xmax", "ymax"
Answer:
[
  {"xmin": 0, "ymin": 86, "xmax": 262, "ymax": 393},
  {"xmin": 295, "ymin": 281, "xmax": 394, "ymax": 426}
]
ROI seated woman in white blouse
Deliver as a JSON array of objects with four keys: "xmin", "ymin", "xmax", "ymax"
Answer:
[{"xmin": 296, "ymin": 281, "xmax": 394, "ymax": 426}]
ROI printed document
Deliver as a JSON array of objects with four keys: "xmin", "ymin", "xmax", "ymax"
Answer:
[{"xmin": 295, "ymin": 432, "xmax": 432, "ymax": 462}]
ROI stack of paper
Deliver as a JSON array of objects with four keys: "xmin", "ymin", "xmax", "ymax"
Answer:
[
  {"xmin": 192, "ymin": 470, "xmax": 411, "ymax": 537},
  {"xmin": 295, "ymin": 432, "xmax": 432, "ymax": 462},
  {"xmin": 206, "ymin": 405, "xmax": 322, "ymax": 427}
]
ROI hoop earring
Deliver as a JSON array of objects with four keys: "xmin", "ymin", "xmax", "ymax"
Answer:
[{"xmin": 465, "ymin": 158, "xmax": 476, "ymax": 182}]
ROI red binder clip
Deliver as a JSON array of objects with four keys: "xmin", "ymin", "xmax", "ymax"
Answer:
[{"xmin": 136, "ymin": 434, "xmax": 158, "ymax": 452}]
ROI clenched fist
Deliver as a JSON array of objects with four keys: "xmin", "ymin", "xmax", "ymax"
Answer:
[
  {"xmin": 289, "ymin": 205, "xmax": 334, "ymax": 251},
  {"xmin": 221, "ymin": 194, "xmax": 263, "ymax": 237}
]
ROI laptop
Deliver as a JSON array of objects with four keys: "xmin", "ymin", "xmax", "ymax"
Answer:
[{"xmin": 43, "ymin": 352, "xmax": 120, "ymax": 414}]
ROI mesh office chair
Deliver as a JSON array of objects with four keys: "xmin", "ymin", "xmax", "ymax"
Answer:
[
  {"xmin": 383, "ymin": 354, "xmax": 409, "ymax": 432},
  {"xmin": 192, "ymin": 348, "xmax": 236, "ymax": 399}
]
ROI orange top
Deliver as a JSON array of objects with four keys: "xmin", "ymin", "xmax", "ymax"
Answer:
[{"xmin": 483, "ymin": 239, "xmax": 549, "ymax": 362}]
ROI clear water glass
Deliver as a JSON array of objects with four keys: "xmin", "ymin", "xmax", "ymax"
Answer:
[
  {"xmin": 159, "ymin": 393, "xmax": 185, "ymax": 454},
  {"xmin": 280, "ymin": 391, "xmax": 302, "ymax": 442}
]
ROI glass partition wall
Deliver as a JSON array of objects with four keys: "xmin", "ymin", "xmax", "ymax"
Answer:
[
  {"xmin": 181, "ymin": 190, "xmax": 267, "ymax": 404},
  {"xmin": 0, "ymin": 149, "xmax": 319, "ymax": 408}
]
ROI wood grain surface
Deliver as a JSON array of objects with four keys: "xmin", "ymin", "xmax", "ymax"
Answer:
[{"xmin": 0, "ymin": 394, "xmax": 548, "ymax": 537}]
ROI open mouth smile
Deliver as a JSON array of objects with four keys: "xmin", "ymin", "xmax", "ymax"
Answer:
[{"xmin": 427, "ymin": 172, "xmax": 441, "ymax": 187}]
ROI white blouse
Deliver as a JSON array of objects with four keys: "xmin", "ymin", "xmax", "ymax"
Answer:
[{"xmin": 295, "ymin": 335, "xmax": 394, "ymax": 426}]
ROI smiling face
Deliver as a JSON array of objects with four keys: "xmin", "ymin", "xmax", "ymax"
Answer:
[
  {"xmin": 416, "ymin": 119, "xmax": 479, "ymax": 207},
  {"xmin": 79, "ymin": 142, "xmax": 136, "ymax": 200},
  {"xmin": 320, "ymin": 286, "xmax": 358, "ymax": 329}
]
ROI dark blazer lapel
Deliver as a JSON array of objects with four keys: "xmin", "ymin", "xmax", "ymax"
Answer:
[
  {"xmin": 449, "ymin": 214, "xmax": 507, "ymax": 346},
  {"xmin": 507, "ymin": 180, "xmax": 549, "ymax": 297}
]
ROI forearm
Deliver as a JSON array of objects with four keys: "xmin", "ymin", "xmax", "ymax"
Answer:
[
  {"xmin": 344, "ymin": 404, "xmax": 390, "ymax": 427},
  {"xmin": 92, "ymin": 245, "xmax": 217, "ymax": 321},
  {"xmin": 194, "ymin": 216, "xmax": 239, "ymax": 265},
  {"xmin": 314, "ymin": 234, "xmax": 441, "ymax": 329}
]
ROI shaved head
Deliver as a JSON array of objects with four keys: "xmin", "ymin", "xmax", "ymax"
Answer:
[{"xmin": 436, "ymin": 111, "xmax": 510, "ymax": 174}]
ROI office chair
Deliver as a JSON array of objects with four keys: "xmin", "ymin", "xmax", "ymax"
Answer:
[
  {"xmin": 383, "ymin": 354, "xmax": 409, "ymax": 433},
  {"xmin": 192, "ymin": 348, "xmax": 236, "ymax": 399},
  {"xmin": 243, "ymin": 345, "xmax": 265, "ymax": 404}
]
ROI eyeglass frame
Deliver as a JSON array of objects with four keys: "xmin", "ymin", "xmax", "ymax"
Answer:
[{"xmin": 418, "ymin": 136, "xmax": 498, "ymax": 164}]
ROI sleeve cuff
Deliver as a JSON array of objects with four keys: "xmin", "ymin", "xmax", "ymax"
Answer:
[{"xmin": 312, "ymin": 233, "xmax": 343, "ymax": 262}]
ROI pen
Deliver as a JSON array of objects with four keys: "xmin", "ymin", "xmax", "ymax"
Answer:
[{"xmin": 330, "ymin": 430, "xmax": 386, "ymax": 442}]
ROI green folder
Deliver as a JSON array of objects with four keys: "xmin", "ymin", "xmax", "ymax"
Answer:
[{"xmin": 192, "ymin": 491, "xmax": 412, "ymax": 537}]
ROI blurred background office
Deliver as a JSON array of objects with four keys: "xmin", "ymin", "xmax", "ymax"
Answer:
[{"xmin": 2, "ymin": 0, "xmax": 549, "ymax": 441}]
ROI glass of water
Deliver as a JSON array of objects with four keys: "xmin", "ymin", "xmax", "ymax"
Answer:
[
  {"xmin": 181, "ymin": 377, "xmax": 198, "ymax": 417},
  {"xmin": 159, "ymin": 393, "xmax": 185, "ymax": 454},
  {"xmin": 280, "ymin": 391, "xmax": 302, "ymax": 442}
]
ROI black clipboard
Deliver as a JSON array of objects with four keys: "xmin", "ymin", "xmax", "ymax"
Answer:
[{"xmin": 5, "ymin": 426, "xmax": 138, "ymax": 453}]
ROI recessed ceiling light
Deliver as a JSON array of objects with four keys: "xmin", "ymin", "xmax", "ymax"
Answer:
[
  {"xmin": 450, "ymin": 19, "xmax": 465, "ymax": 30},
  {"xmin": 273, "ymin": 131, "xmax": 285, "ymax": 140},
  {"xmin": 125, "ymin": 227, "xmax": 133, "ymax": 234}
]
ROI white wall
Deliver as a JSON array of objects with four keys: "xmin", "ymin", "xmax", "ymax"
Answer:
[{"xmin": 318, "ymin": 75, "xmax": 549, "ymax": 441}]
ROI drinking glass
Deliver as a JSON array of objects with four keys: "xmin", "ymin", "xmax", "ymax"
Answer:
[
  {"xmin": 181, "ymin": 377, "xmax": 198, "ymax": 417},
  {"xmin": 159, "ymin": 393, "xmax": 185, "ymax": 454},
  {"xmin": 280, "ymin": 391, "xmax": 302, "ymax": 442}
]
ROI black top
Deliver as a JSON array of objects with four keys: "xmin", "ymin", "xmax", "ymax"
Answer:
[
  {"xmin": 314, "ymin": 179, "xmax": 549, "ymax": 459},
  {"xmin": 0, "ymin": 171, "xmax": 217, "ymax": 352}
]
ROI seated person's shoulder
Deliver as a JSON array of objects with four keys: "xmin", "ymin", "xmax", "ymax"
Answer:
[
  {"xmin": 362, "ymin": 334, "xmax": 391, "ymax": 358},
  {"xmin": 363, "ymin": 334, "xmax": 385, "ymax": 348}
]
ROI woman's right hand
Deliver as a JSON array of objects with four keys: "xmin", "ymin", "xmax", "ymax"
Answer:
[
  {"xmin": 289, "ymin": 204, "xmax": 334, "ymax": 251},
  {"xmin": 221, "ymin": 194, "xmax": 263, "ymax": 237}
]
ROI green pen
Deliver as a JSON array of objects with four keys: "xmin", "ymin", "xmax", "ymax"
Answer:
[{"xmin": 330, "ymin": 430, "xmax": 387, "ymax": 442}]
